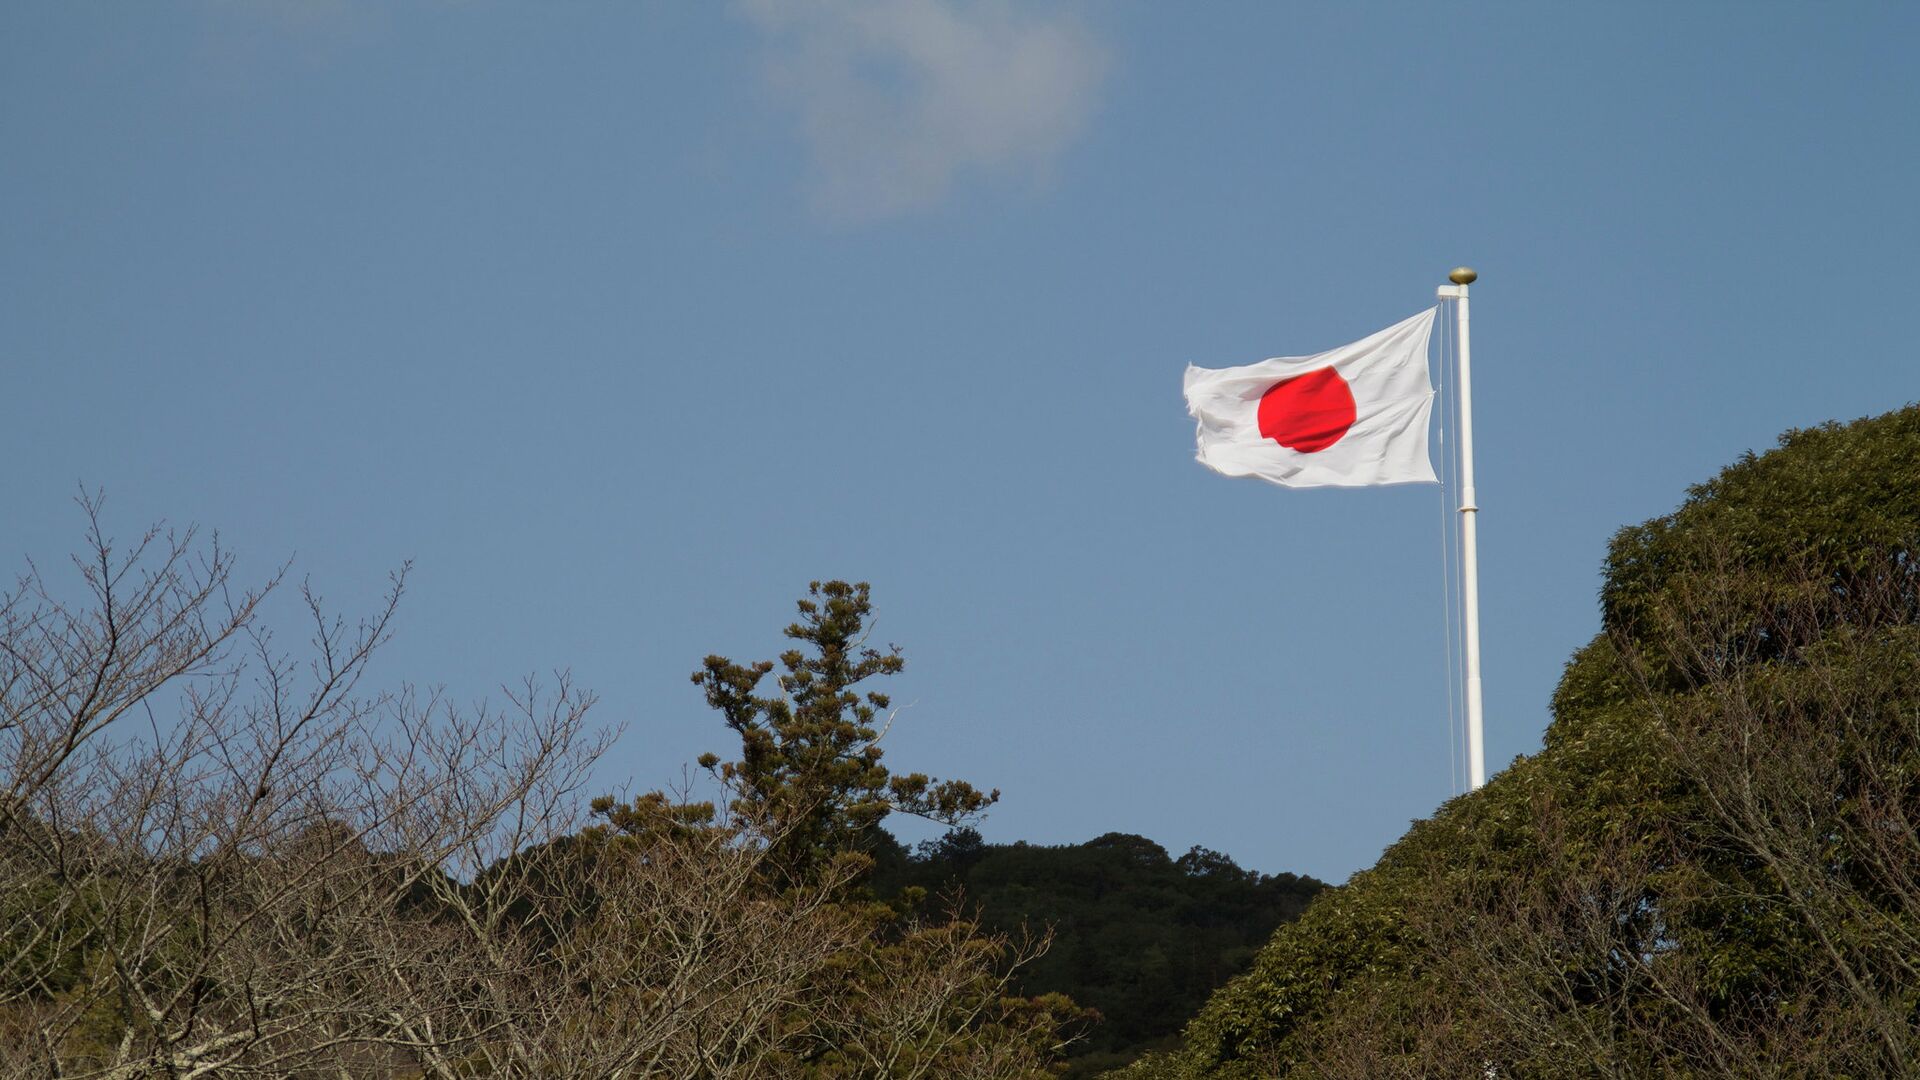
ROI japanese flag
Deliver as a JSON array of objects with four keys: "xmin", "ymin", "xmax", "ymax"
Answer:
[{"xmin": 1183, "ymin": 308, "xmax": 1438, "ymax": 488}]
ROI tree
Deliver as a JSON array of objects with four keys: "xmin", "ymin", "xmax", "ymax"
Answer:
[
  {"xmin": 0, "ymin": 506, "xmax": 1081, "ymax": 1077},
  {"xmin": 0, "ymin": 495, "xmax": 609, "ymax": 1077},
  {"xmin": 872, "ymin": 832, "xmax": 1324, "ymax": 1075},
  {"xmin": 690, "ymin": 579, "xmax": 998, "ymax": 884},
  {"xmin": 582, "ymin": 578, "xmax": 1086, "ymax": 1077},
  {"xmin": 1128, "ymin": 405, "xmax": 1920, "ymax": 1078}
]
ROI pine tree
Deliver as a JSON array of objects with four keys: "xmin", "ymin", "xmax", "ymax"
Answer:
[{"xmin": 690, "ymin": 579, "xmax": 998, "ymax": 883}]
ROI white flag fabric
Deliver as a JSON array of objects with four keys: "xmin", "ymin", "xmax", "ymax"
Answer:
[{"xmin": 1183, "ymin": 308, "xmax": 1438, "ymax": 488}]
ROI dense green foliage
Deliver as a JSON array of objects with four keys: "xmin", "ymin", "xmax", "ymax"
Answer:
[
  {"xmin": 870, "ymin": 830, "xmax": 1324, "ymax": 1074},
  {"xmin": 1125, "ymin": 405, "xmax": 1920, "ymax": 1078}
]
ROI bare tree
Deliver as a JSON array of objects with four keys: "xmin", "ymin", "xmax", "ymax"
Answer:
[
  {"xmin": 0, "ymin": 498, "xmax": 606, "ymax": 1077},
  {"xmin": 0, "ymin": 502, "xmax": 1075, "ymax": 1078},
  {"xmin": 411, "ymin": 787, "xmax": 1075, "ymax": 1079}
]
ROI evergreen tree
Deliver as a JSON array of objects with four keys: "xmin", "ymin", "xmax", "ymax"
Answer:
[
  {"xmin": 690, "ymin": 580, "xmax": 997, "ymax": 883},
  {"xmin": 875, "ymin": 830, "xmax": 1324, "ymax": 1075},
  {"xmin": 1126, "ymin": 405, "xmax": 1920, "ymax": 1078}
]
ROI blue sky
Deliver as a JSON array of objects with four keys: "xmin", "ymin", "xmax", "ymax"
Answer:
[{"xmin": 4, "ymin": 2, "xmax": 1916, "ymax": 881}]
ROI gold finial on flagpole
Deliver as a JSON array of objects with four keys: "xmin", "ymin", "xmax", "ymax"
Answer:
[{"xmin": 1448, "ymin": 267, "xmax": 1478, "ymax": 285}]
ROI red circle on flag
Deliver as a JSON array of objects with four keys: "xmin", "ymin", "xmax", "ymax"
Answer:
[{"xmin": 1257, "ymin": 367, "xmax": 1355, "ymax": 454}]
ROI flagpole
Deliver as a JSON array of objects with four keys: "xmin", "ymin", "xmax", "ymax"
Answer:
[{"xmin": 1437, "ymin": 266, "xmax": 1485, "ymax": 790}]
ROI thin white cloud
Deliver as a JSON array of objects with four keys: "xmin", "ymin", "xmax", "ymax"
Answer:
[{"xmin": 737, "ymin": 0, "xmax": 1109, "ymax": 220}]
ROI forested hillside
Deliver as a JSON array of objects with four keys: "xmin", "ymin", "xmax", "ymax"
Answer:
[
  {"xmin": 871, "ymin": 830, "xmax": 1324, "ymax": 1074},
  {"xmin": 1121, "ymin": 405, "xmax": 1920, "ymax": 1077}
]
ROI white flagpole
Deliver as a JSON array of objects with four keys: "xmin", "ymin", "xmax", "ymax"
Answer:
[{"xmin": 1436, "ymin": 267, "xmax": 1485, "ymax": 789}]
